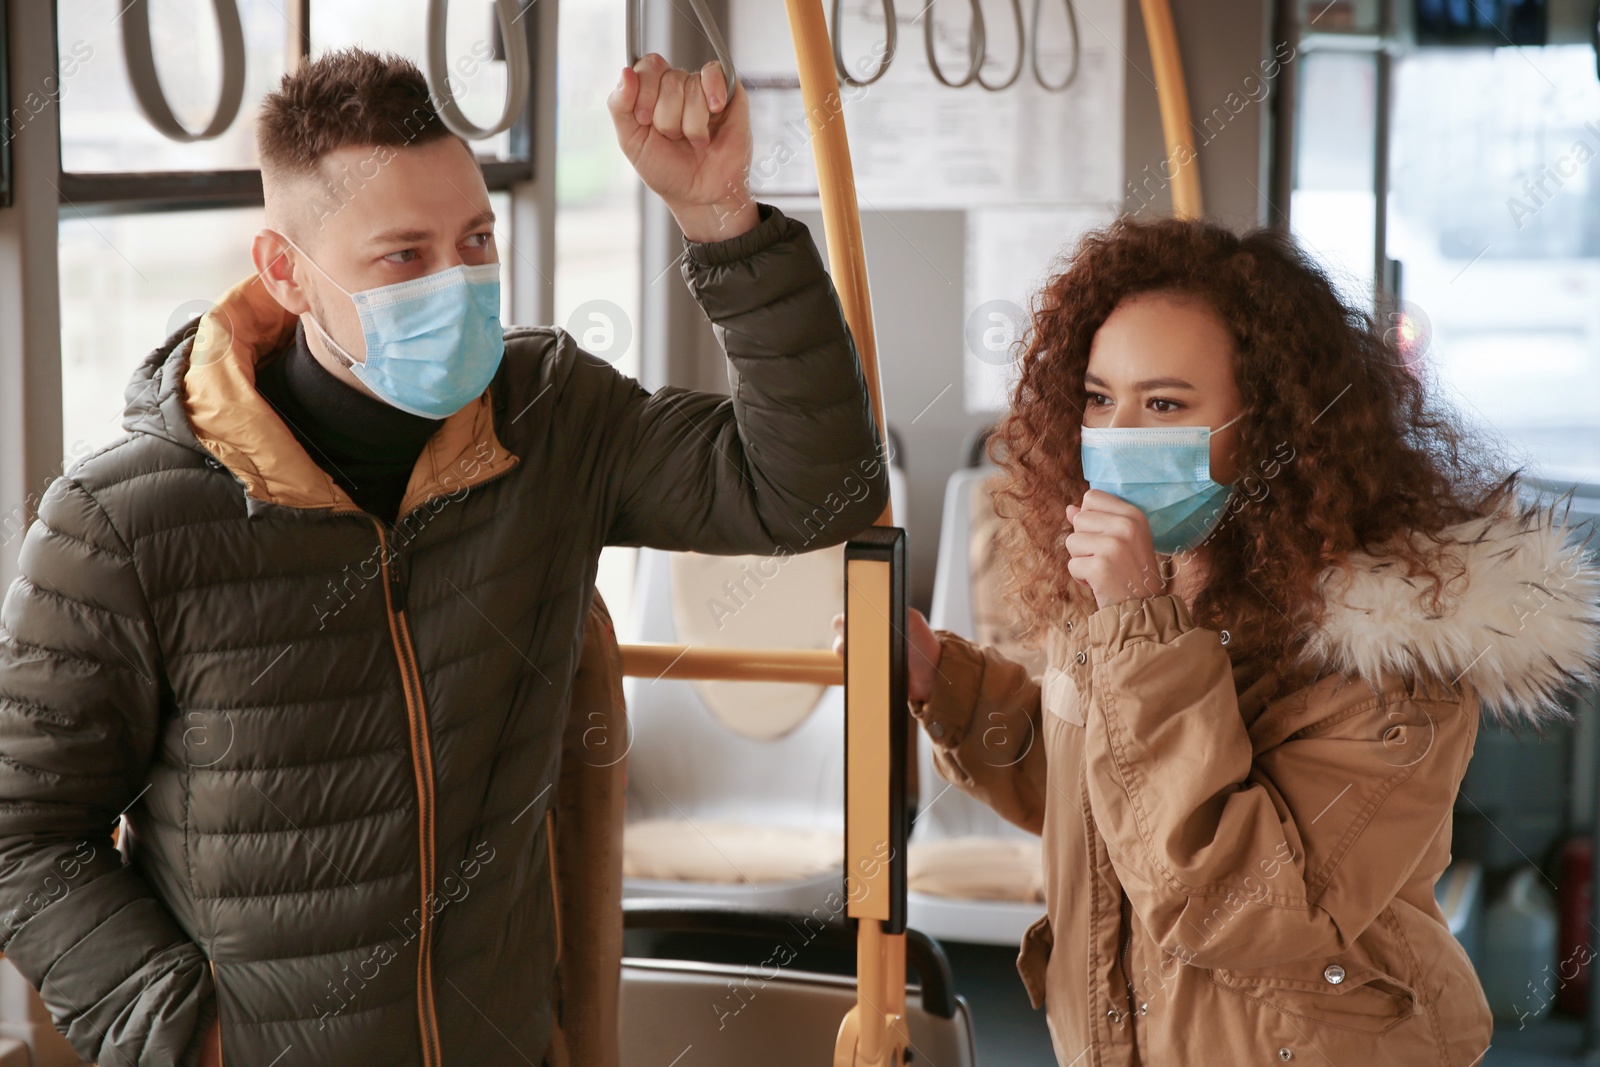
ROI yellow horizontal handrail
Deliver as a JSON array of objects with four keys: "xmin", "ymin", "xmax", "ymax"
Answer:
[{"xmin": 619, "ymin": 642, "xmax": 843, "ymax": 685}]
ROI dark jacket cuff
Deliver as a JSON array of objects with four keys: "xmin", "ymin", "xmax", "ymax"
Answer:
[{"xmin": 683, "ymin": 202, "xmax": 787, "ymax": 269}]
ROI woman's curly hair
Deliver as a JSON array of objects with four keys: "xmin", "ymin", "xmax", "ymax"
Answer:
[{"xmin": 989, "ymin": 213, "xmax": 1520, "ymax": 681}]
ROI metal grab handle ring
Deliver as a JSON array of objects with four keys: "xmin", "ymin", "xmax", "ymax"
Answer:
[
  {"xmin": 626, "ymin": 0, "xmax": 741, "ymax": 97},
  {"xmin": 1031, "ymin": 0, "xmax": 1081, "ymax": 91},
  {"xmin": 923, "ymin": 0, "xmax": 986, "ymax": 88},
  {"xmin": 975, "ymin": 0, "xmax": 1026, "ymax": 91},
  {"xmin": 120, "ymin": 0, "xmax": 247, "ymax": 143},
  {"xmin": 832, "ymin": 0, "xmax": 897, "ymax": 87},
  {"xmin": 426, "ymin": 0, "xmax": 533, "ymax": 140}
]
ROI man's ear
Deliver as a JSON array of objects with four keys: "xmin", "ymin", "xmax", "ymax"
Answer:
[{"xmin": 252, "ymin": 229, "xmax": 311, "ymax": 315}]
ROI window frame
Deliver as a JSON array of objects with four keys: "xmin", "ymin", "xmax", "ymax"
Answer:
[
  {"xmin": 0, "ymin": 0, "xmax": 557, "ymax": 597},
  {"xmin": 52, "ymin": 0, "xmax": 541, "ymax": 216},
  {"xmin": 1277, "ymin": 0, "xmax": 1398, "ymax": 315}
]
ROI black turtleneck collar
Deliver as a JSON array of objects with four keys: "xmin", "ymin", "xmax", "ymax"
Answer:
[{"xmin": 254, "ymin": 320, "xmax": 443, "ymax": 524}]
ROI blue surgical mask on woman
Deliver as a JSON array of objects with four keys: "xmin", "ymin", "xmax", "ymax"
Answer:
[
  {"xmin": 1079, "ymin": 410, "xmax": 1245, "ymax": 555},
  {"xmin": 280, "ymin": 235, "xmax": 504, "ymax": 419}
]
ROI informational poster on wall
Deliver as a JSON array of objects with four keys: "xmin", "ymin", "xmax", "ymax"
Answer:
[
  {"xmin": 731, "ymin": 0, "xmax": 1125, "ymax": 208},
  {"xmin": 730, "ymin": 0, "xmax": 1126, "ymax": 412},
  {"xmin": 963, "ymin": 205, "xmax": 1117, "ymax": 412}
]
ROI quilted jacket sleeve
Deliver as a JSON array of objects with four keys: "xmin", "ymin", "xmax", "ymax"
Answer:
[
  {"xmin": 912, "ymin": 631, "xmax": 1049, "ymax": 836},
  {"xmin": 1080, "ymin": 594, "xmax": 1478, "ymax": 970},
  {"xmin": 0, "ymin": 478, "xmax": 215, "ymax": 1067},
  {"xmin": 601, "ymin": 203, "xmax": 890, "ymax": 554}
]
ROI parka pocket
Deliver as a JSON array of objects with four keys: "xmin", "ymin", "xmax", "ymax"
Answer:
[
  {"xmin": 1016, "ymin": 912, "xmax": 1054, "ymax": 1010},
  {"xmin": 1208, "ymin": 955, "xmax": 1419, "ymax": 1035}
]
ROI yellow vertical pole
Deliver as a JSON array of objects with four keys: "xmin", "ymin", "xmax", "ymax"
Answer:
[
  {"xmin": 1138, "ymin": 0, "xmax": 1203, "ymax": 218},
  {"xmin": 780, "ymin": 0, "xmax": 903, "ymax": 1064},
  {"xmin": 781, "ymin": 0, "xmax": 892, "ymax": 529}
]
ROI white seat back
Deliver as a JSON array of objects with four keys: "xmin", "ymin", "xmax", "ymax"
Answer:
[
  {"xmin": 918, "ymin": 466, "xmax": 1037, "ymax": 844},
  {"xmin": 622, "ymin": 466, "xmax": 907, "ymax": 833},
  {"xmin": 623, "ymin": 546, "xmax": 846, "ymax": 831}
]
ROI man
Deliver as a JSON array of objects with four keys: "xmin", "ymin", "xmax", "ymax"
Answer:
[{"xmin": 0, "ymin": 48, "xmax": 887, "ymax": 1066}]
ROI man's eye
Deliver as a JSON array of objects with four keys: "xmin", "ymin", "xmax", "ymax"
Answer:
[
  {"xmin": 465, "ymin": 233, "xmax": 492, "ymax": 249},
  {"xmin": 384, "ymin": 249, "xmax": 419, "ymax": 264}
]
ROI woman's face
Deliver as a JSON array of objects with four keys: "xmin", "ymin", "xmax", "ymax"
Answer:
[{"xmin": 1081, "ymin": 290, "xmax": 1245, "ymax": 484}]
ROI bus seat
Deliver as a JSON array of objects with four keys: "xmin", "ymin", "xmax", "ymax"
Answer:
[
  {"xmin": 907, "ymin": 836, "xmax": 1045, "ymax": 902},
  {"xmin": 623, "ymin": 819, "xmax": 840, "ymax": 884},
  {"xmin": 620, "ymin": 466, "xmax": 906, "ymax": 912},
  {"xmin": 621, "ymin": 542, "xmax": 845, "ymax": 909},
  {"xmin": 909, "ymin": 465, "xmax": 1048, "ymax": 946},
  {"xmin": 619, "ymin": 901, "xmax": 977, "ymax": 1067}
]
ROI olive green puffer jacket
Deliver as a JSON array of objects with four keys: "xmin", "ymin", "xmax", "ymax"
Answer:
[{"xmin": 0, "ymin": 204, "xmax": 888, "ymax": 1066}]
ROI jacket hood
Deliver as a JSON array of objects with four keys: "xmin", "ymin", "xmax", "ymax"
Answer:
[{"xmin": 1297, "ymin": 493, "xmax": 1600, "ymax": 729}]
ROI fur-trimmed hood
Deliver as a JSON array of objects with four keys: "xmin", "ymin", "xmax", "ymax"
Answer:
[{"xmin": 1298, "ymin": 494, "xmax": 1600, "ymax": 728}]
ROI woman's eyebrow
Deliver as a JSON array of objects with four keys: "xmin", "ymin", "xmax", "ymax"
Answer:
[{"xmin": 1083, "ymin": 372, "xmax": 1197, "ymax": 391}]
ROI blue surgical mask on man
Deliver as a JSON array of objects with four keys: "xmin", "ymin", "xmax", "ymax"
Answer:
[
  {"xmin": 278, "ymin": 234, "xmax": 504, "ymax": 419},
  {"xmin": 1079, "ymin": 410, "xmax": 1245, "ymax": 555}
]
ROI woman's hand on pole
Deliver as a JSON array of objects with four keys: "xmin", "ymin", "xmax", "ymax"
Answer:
[
  {"xmin": 608, "ymin": 55, "xmax": 759, "ymax": 243},
  {"xmin": 1064, "ymin": 489, "xmax": 1167, "ymax": 610},
  {"xmin": 832, "ymin": 608, "xmax": 942, "ymax": 706}
]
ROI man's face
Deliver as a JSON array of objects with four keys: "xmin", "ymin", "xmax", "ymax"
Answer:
[{"xmin": 259, "ymin": 136, "xmax": 498, "ymax": 363}]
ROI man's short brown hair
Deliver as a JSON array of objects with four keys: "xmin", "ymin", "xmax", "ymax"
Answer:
[{"xmin": 257, "ymin": 48, "xmax": 458, "ymax": 182}]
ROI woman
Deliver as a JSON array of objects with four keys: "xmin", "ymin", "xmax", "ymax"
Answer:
[{"xmin": 902, "ymin": 216, "xmax": 1600, "ymax": 1064}]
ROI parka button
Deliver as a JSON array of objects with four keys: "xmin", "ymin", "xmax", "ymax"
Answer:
[
  {"xmin": 1075, "ymin": 650, "xmax": 1087, "ymax": 664},
  {"xmin": 1323, "ymin": 964, "xmax": 1345, "ymax": 984},
  {"xmin": 1277, "ymin": 1049, "xmax": 1293, "ymax": 1062}
]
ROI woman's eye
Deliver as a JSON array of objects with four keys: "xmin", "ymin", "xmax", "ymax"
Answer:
[
  {"xmin": 384, "ymin": 249, "xmax": 419, "ymax": 264},
  {"xmin": 1150, "ymin": 397, "xmax": 1183, "ymax": 413},
  {"xmin": 1085, "ymin": 392, "xmax": 1108, "ymax": 407}
]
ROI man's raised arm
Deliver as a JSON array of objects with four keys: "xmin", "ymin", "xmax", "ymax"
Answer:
[{"xmin": 596, "ymin": 55, "xmax": 889, "ymax": 553}]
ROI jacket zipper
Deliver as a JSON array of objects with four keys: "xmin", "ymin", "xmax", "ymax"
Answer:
[
  {"xmin": 210, "ymin": 960, "xmax": 225, "ymax": 1066},
  {"xmin": 371, "ymin": 518, "xmax": 444, "ymax": 1067},
  {"xmin": 1118, "ymin": 890, "xmax": 1138, "ymax": 1024},
  {"xmin": 336, "ymin": 464, "xmax": 518, "ymax": 1065}
]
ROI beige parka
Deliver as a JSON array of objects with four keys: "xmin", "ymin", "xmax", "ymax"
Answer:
[{"xmin": 914, "ymin": 497, "xmax": 1600, "ymax": 1066}]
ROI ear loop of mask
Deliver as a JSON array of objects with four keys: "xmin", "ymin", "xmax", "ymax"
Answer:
[
  {"xmin": 1185, "ymin": 408, "xmax": 1247, "ymax": 556},
  {"xmin": 271, "ymin": 233, "xmax": 364, "ymax": 370},
  {"xmin": 1211, "ymin": 410, "xmax": 1245, "ymax": 434}
]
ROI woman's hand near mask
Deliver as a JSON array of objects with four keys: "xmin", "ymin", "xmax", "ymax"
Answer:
[
  {"xmin": 1065, "ymin": 488, "xmax": 1168, "ymax": 611},
  {"xmin": 831, "ymin": 608, "xmax": 942, "ymax": 706}
]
